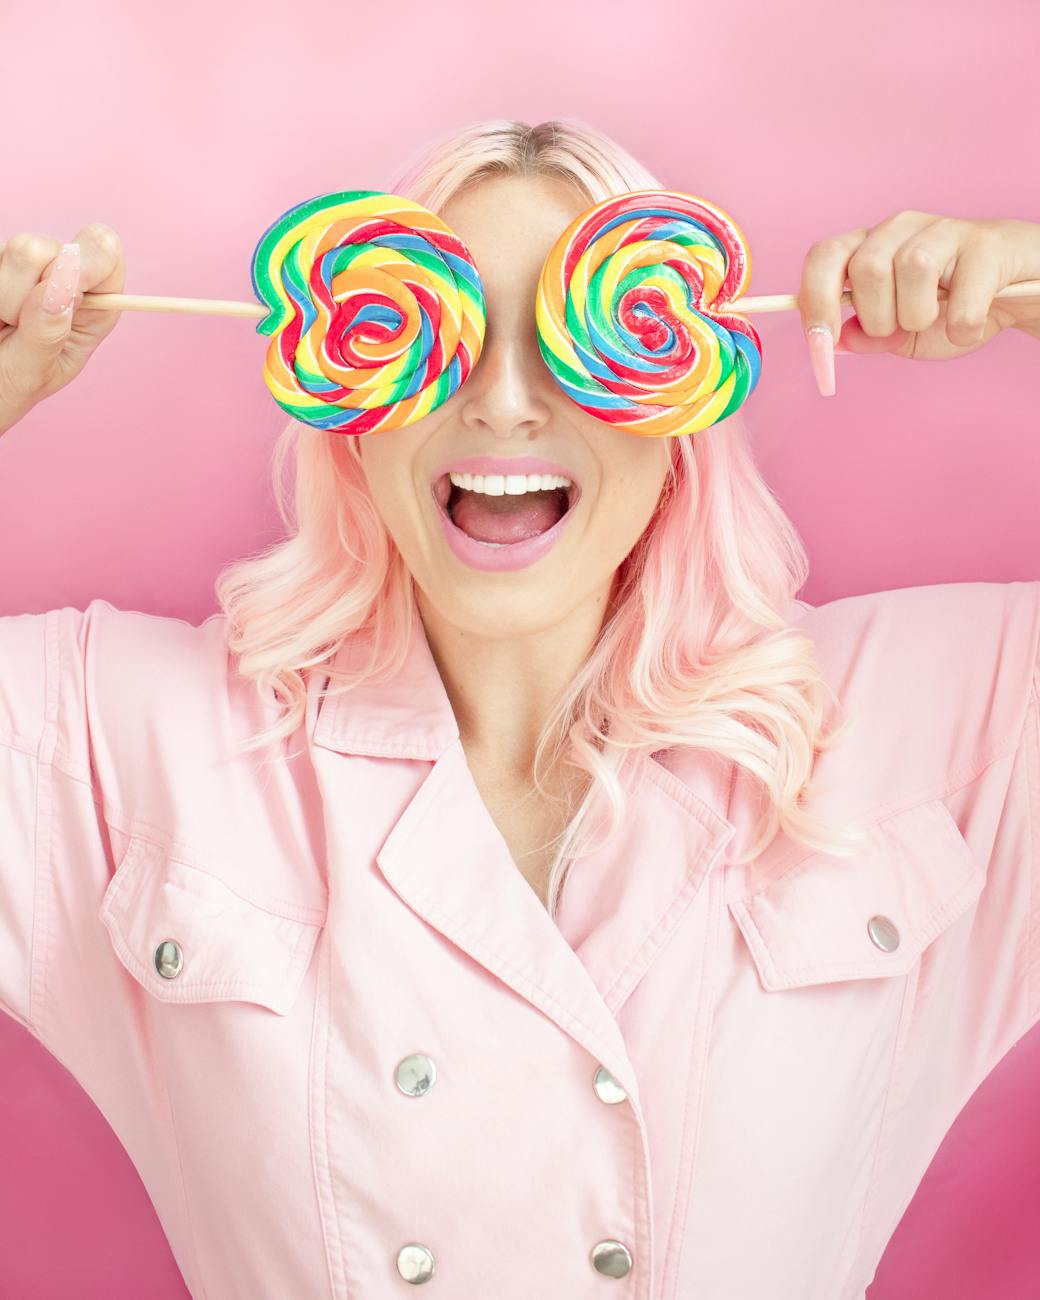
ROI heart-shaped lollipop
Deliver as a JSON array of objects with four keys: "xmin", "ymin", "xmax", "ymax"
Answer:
[
  {"xmin": 73, "ymin": 191, "xmax": 1040, "ymax": 433},
  {"xmin": 535, "ymin": 189, "xmax": 763, "ymax": 436},
  {"xmin": 250, "ymin": 190, "xmax": 487, "ymax": 434}
]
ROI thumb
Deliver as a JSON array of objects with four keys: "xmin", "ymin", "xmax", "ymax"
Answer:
[
  {"xmin": 7, "ymin": 245, "xmax": 81, "ymax": 393},
  {"xmin": 835, "ymin": 314, "xmax": 911, "ymax": 355}
]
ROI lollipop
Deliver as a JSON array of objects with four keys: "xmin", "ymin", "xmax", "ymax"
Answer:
[
  {"xmin": 249, "ymin": 190, "xmax": 487, "ymax": 434},
  {"xmin": 71, "ymin": 196, "xmax": 1040, "ymax": 433},
  {"xmin": 535, "ymin": 190, "xmax": 763, "ymax": 437}
]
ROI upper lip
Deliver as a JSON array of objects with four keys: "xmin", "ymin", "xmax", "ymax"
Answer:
[{"xmin": 431, "ymin": 456, "xmax": 581, "ymax": 512}]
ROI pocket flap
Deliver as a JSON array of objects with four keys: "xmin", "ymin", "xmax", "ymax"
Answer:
[
  {"xmin": 98, "ymin": 835, "xmax": 326, "ymax": 1015},
  {"xmin": 728, "ymin": 798, "xmax": 987, "ymax": 991}
]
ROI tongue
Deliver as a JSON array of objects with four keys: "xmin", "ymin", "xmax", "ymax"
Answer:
[{"xmin": 451, "ymin": 487, "xmax": 565, "ymax": 544}]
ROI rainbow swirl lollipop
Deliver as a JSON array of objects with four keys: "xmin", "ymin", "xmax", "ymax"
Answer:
[
  {"xmin": 250, "ymin": 191, "xmax": 487, "ymax": 435},
  {"xmin": 535, "ymin": 190, "xmax": 763, "ymax": 437}
]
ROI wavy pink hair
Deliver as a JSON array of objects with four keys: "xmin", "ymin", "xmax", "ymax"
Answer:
[{"xmin": 214, "ymin": 118, "xmax": 875, "ymax": 919}]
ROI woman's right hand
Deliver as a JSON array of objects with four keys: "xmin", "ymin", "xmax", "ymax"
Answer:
[{"xmin": 0, "ymin": 223, "xmax": 125, "ymax": 436}]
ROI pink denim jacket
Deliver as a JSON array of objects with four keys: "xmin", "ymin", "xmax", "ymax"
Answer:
[{"xmin": 1, "ymin": 579, "xmax": 1038, "ymax": 1299}]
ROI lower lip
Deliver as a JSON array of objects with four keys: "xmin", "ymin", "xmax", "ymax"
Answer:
[{"xmin": 431, "ymin": 485, "xmax": 578, "ymax": 572}]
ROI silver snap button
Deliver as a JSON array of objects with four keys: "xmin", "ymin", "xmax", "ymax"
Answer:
[
  {"xmin": 395, "ymin": 1054, "xmax": 437, "ymax": 1097},
  {"xmin": 154, "ymin": 940, "xmax": 183, "ymax": 979},
  {"xmin": 867, "ymin": 915, "xmax": 901, "ymax": 953},
  {"xmin": 396, "ymin": 1242, "xmax": 435, "ymax": 1284},
  {"xmin": 591, "ymin": 1238, "xmax": 632, "ymax": 1278},
  {"xmin": 592, "ymin": 1065, "xmax": 627, "ymax": 1104}
]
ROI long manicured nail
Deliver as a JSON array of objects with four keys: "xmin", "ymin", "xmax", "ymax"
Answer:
[
  {"xmin": 806, "ymin": 324, "xmax": 836, "ymax": 397},
  {"xmin": 42, "ymin": 243, "xmax": 81, "ymax": 315}
]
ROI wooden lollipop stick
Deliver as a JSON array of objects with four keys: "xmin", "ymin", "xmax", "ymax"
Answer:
[
  {"xmin": 75, "ymin": 293, "xmax": 269, "ymax": 318},
  {"xmin": 74, "ymin": 280, "xmax": 1040, "ymax": 319}
]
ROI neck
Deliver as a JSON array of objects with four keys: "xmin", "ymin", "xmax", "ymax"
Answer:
[{"xmin": 416, "ymin": 586, "xmax": 612, "ymax": 783}]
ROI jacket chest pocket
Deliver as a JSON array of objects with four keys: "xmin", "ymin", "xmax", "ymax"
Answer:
[
  {"xmin": 98, "ymin": 834, "xmax": 327, "ymax": 1015},
  {"xmin": 728, "ymin": 797, "xmax": 987, "ymax": 992}
]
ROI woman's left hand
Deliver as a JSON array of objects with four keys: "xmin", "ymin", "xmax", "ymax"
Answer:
[{"xmin": 798, "ymin": 211, "xmax": 1040, "ymax": 395}]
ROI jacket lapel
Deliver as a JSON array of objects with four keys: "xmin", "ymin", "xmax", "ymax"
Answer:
[{"xmin": 308, "ymin": 607, "xmax": 736, "ymax": 1092}]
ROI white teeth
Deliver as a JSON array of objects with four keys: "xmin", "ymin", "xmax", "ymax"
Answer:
[{"xmin": 447, "ymin": 471, "xmax": 572, "ymax": 496}]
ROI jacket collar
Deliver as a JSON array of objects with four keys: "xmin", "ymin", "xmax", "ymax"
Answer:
[
  {"xmin": 310, "ymin": 607, "xmax": 461, "ymax": 761},
  {"xmin": 307, "ymin": 608, "xmax": 740, "ymax": 1076},
  {"xmin": 310, "ymin": 596, "xmax": 815, "ymax": 765}
]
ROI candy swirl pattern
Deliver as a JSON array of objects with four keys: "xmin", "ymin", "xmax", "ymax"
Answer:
[
  {"xmin": 535, "ymin": 189, "xmax": 763, "ymax": 437},
  {"xmin": 250, "ymin": 190, "xmax": 487, "ymax": 434}
]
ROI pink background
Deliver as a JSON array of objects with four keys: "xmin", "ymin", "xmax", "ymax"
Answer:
[{"xmin": 2, "ymin": 0, "xmax": 1038, "ymax": 1294}]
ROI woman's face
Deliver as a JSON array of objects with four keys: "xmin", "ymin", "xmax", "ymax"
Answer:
[{"xmin": 358, "ymin": 172, "xmax": 673, "ymax": 641}]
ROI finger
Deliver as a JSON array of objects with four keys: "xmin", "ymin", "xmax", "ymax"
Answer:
[
  {"xmin": 846, "ymin": 211, "xmax": 936, "ymax": 338},
  {"xmin": 64, "ymin": 221, "xmax": 126, "ymax": 346},
  {"xmin": 892, "ymin": 226, "xmax": 959, "ymax": 334},
  {"xmin": 798, "ymin": 227, "xmax": 867, "ymax": 342},
  {"xmin": 0, "ymin": 233, "xmax": 62, "ymax": 327},
  {"xmin": 0, "ymin": 246, "xmax": 81, "ymax": 401},
  {"xmin": 0, "ymin": 223, "xmax": 124, "ymax": 339},
  {"xmin": 834, "ymin": 313, "xmax": 915, "ymax": 357},
  {"xmin": 943, "ymin": 234, "xmax": 1004, "ymax": 348}
]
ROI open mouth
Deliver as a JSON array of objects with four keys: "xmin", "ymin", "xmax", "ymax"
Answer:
[{"xmin": 432, "ymin": 473, "xmax": 580, "ymax": 546}]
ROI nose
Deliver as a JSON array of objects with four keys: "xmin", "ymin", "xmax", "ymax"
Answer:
[{"xmin": 458, "ymin": 328, "xmax": 554, "ymax": 440}]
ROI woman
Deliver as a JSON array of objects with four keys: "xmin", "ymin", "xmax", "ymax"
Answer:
[{"xmin": 0, "ymin": 118, "xmax": 1038, "ymax": 1299}]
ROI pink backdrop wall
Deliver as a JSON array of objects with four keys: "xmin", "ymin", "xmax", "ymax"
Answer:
[{"xmin": 2, "ymin": 0, "xmax": 1038, "ymax": 1294}]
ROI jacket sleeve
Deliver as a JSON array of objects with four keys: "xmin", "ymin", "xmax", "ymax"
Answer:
[
  {"xmin": 967, "ymin": 618, "xmax": 1040, "ymax": 1049},
  {"xmin": 872, "ymin": 580, "xmax": 1040, "ymax": 1130},
  {"xmin": 0, "ymin": 609, "xmax": 59, "ymax": 1034},
  {"xmin": 0, "ymin": 603, "xmax": 111, "ymax": 1038},
  {"xmin": 956, "ymin": 581, "xmax": 1040, "ymax": 1059}
]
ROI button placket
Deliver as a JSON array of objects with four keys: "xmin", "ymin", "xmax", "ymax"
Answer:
[
  {"xmin": 589, "ymin": 1066, "xmax": 634, "ymax": 1278},
  {"xmin": 394, "ymin": 1056, "xmax": 438, "ymax": 1283}
]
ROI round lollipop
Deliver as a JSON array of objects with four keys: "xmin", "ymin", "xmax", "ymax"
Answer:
[
  {"xmin": 249, "ymin": 190, "xmax": 487, "ymax": 434},
  {"xmin": 68, "ymin": 200, "xmax": 1040, "ymax": 430},
  {"xmin": 535, "ymin": 189, "xmax": 763, "ymax": 437}
]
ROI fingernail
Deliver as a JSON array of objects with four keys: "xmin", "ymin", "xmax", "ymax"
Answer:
[
  {"xmin": 42, "ymin": 243, "xmax": 81, "ymax": 315},
  {"xmin": 806, "ymin": 324, "xmax": 836, "ymax": 396}
]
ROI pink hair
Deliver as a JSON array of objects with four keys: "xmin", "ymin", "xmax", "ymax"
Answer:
[{"xmin": 214, "ymin": 118, "xmax": 875, "ymax": 919}]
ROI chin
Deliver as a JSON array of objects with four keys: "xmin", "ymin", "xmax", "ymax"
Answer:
[{"xmin": 421, "ymin": 586, "xmax": 575, "ymax": 641}]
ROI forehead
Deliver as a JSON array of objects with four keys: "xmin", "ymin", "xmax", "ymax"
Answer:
[{"xmin": 439, "ymin": 173, "xmax": 589, "ymax": 292}]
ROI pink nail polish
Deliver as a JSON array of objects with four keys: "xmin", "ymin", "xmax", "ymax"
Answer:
[
  {"xmin": 42, "ymin": 243, "xmax": 81, "ymax": 315},
  {"xmin": 806, "ymin": 325, "xmax": 836, "ymax": 396}
]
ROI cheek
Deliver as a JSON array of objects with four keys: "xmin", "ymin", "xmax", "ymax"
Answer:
[
  {"xmin": 590, "ymin": 472, "xmax": 663, "ymax": 559},
  {"xmin": 360, "ymin": 451, "xmax": 412, "ymax": 531}
]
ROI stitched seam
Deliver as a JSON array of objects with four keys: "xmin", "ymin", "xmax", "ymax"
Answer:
[
  {"xmin": 150, "ymin": 1004, "xmax": 210, "ymax": 1299},
  {"xmin": 753, "ymin": 732, "xmax": 1027, "ymax": 892},
  {"xmin": 31, "ymin": 611, "xmax": 62, "ymax": 1041},
  {"xmin": 837, "ymin": 961, "xmax": 921, "ymax": 1295},
  {"xmin": 310, "ymin": 928, "xmax": 346, "ymax": 1299},
  {"xmin": 108, "ymin": 834, "xmax": 327, "ymax": 926},
  {"xmin": 603, "ymin": 758, "xmax": 731, "ymax": 1008},
  {"xmin": 738, "ymin": 865, "xmax": 985, "ymax": 986},
  {"xmin": 400, "ymin": 888, "xmax": 618, "ymax": 1062},
  {"xmin": 1025, "ymin": 668, "xmax": 1039, "ymax": 1021},
  {"xmin": 661, "ymin": 859, "xmax": 722, "ymax": 1297},
  {"xmin": 642, "ymin": 752, "xmax": 734, "ymax": 833},
  {"xmin": 629, "ymin": 1094, "xmax": 649, "ymax": 1296},
  {"xmin": 106, "ymin": 939, "xmax": 315, "ymax": 1003},
  {"xmin": 382, "ymin": 745, "xmax": 618, "ymax": 1060},
  {"xmin": 746, "ymin": 792, "xmax": 975, "ymax": 902},
  {"xmin": 602, "ymin": 856, "xmax": 713, "ymax": 1009}
]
